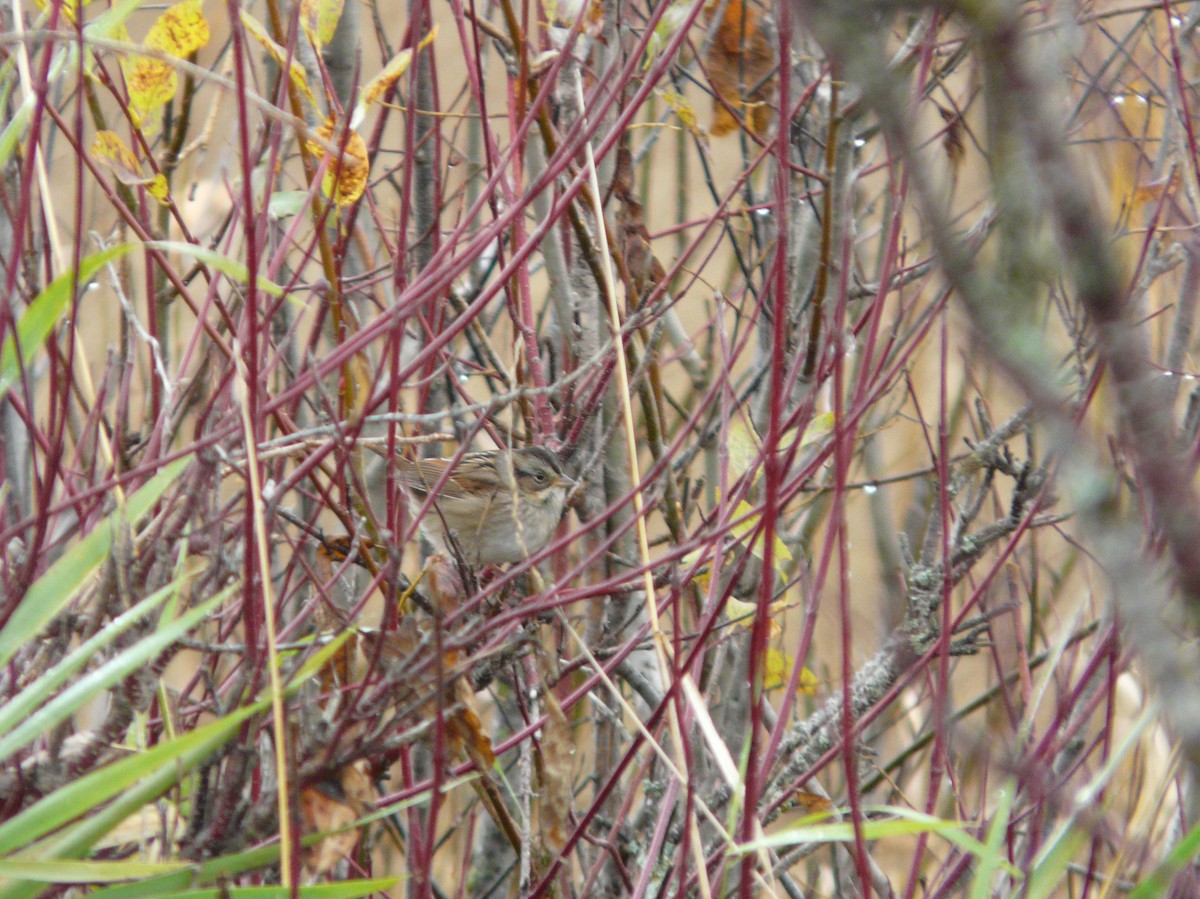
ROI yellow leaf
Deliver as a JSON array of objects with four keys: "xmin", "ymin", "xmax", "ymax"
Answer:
[
  {"xmin": 239, "ymin": 10, "xmax": 317, "ymax": 107},
  {"xmin": 727, "ymin": 418, "xmax": 762, "ymax": 481},
  {"xmin": 34, "ymin": 0, "xmax": 91, "ymax": 21},
  {"xmin": 146, "ymin": 0, "xmax": 209, "ymax": 58},
  {"xmin": 91, "ymin": 130, "xmax": 169, "ymax": 205},
  {"xmin": 124, "ymin": 56, "xmax": 177, "ymax": 113},
  {"xmin": 682, "ymin": 548, "xmax": 713, "ymax": 592},
  {"xmin": 763, "ymin": 647, "xmax": 792, "ymax": 690},
  {"xmin": 662, "ymin": 89, "xmax": 700, "ymax": 137},
  {"xmin": 301, "ymin": 0, "xmax": 345, "ymax": 48},
  {"xmin": 798, "ymin": 412, "xmax": 834, "ymax": 449},
  {"xmin": 764, "ymin": 649, "xmax": 817, "ymax": 693},
  {"xmin": 644, "ymin": 0, "xmax": 692, "ymax": 69},
  {"xmin": 358, "ymin": 29, "xmax": 437, "ymax": 112},
  {"xmin": 91, "ymin": 130, "xmax": 141, "ymax": 176},
  {"xmin": 797, "ymin": 665, "xmax": 817, "ymax": 694},
  {"xmin": 146, "ymin": 174, "xmax": 170, "ymax": 205},
  {"xmin": 726, "ymin": 596, "xmax": 756, "ymax": 625},
  {"xmin": 730, "ymin": 499, "xmax": 793, "ymax": 574},
  {"xmin": 726, "ymin": 596, "xmax": 783, "ymax": 637}
]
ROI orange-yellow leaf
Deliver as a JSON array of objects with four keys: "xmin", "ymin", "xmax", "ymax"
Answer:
[
  {"xmin": 301, "ymin": 768, "xmax": 366, "ymax": 874},
  {"xmin": 790, "ymin": 789, "xmax": 834, "ymax": 815},
  {"xmin": 308, "ymin": 118, "xmax": 369, "ymax": 206},
  {"xmin": 146, "ymin": 0, "xmax": 209, "ymax": 58},
  {"xmin": 342, "ymin": 351, "xmax": 373, "ymax": 422},
  {"xmin": 535, "ymin": 685, "xmax": 573, "ymax": 854},
  {"xmin": 362, "ymin": 49, "xmax": 413, "ymax": 108}
]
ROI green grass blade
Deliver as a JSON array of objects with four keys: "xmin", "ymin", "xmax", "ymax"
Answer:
[
  {"xmin": 0, "ymin": 859, "xmax": 188, "ymax": 883},
  {"xmin": 0, "ymin": 583, "xmax": 178, "ymax": 741},
  {"xmin": 173, "ymin": 882, "xmax": 402, "ymax": 898},
  {"xmin": 0, "ymin": 244, "xmax": 136, "ymax": 398},
  {"xmin": 970, "ymin": 780, "xmax": 1017, "ymax": 899},
  {"xmin": 735, "ymin": 805, "xmax": 1021, "ymax": 878},
  {"xmin": 1127, "ymin": 818, "xmax": 1200, "ymax": 898},
  {"xmin": 0, "ymin": 632, "xmax": 351, "ymax": 867},
  {"xmin": 144, "ymin": 242, "xmax": 286, "ymax": 298},
  {"xmin": 0, "ymin": 585, "xmax": 233, "ymax": 762},
  {"xmin": 0, "ymin": 455, "xmax": 190, "ymax": 670}
]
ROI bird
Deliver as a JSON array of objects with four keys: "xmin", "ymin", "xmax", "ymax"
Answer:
[{"xmin": 393, "ymin": 446, "xmax": 574, "ymax": 565}]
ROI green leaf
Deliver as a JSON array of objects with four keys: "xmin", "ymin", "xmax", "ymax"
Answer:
[
  {"xmin": 0, "ymin": 702, "xmax": 259, "ymax": 860},
  {"xmin": 0, "ymin": 456, "xmax": 191, "ymax": 671},
  {"xmin": 267, "ymin": 190, "xmax": 309, "ymax": 219},
  {"xmin": 144, "ymin": 241, "xmax": 285, "ymax": 298},
  {"xmin": 87, "ymin": 0, "xmax": 154, "ymax": 39},
  {"xmin": 0, "ymin": 585, "xmax": 234, "ymax": 762},
  {"xmin": 0, "ymin": 103, "xmax": 33, "ymax": 172},
  {"xmin": 0, "ymin": 855, "xmax": 393, "ymax": 895},
  {"xmin": 0, "ymin": 244, "xmax": 136, "ymax": 399}
]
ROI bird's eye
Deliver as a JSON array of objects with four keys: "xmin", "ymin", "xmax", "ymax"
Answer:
[{"xmin": 533, "ymin": 470, "xmax": 548, "ymax": 483}]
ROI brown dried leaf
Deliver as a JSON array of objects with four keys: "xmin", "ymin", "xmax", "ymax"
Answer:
[
  {"xmin": 449, "ymin": 680, "xmax": 496, "ymax": 771},
  {"xmin": 704, "ymin": 0, "xmax": 776, "ymax": 138},
  {"xmin": 937, "ymin": 102, "xmax": 965, "ymax": 172},
  {"xmin": 790, "ymin": 789, "xmax": 834, "ymax": 816},
  {"xmin": 534, "ymin": 685, "xmax": 574, "ymax": 856},
  {"xmin": 301, "ymin": 761, "xmax": 374, "ymax": 875},
  {"xmin": 611, "ymin": 144, "xmax": 665, "ymax": 304}
]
